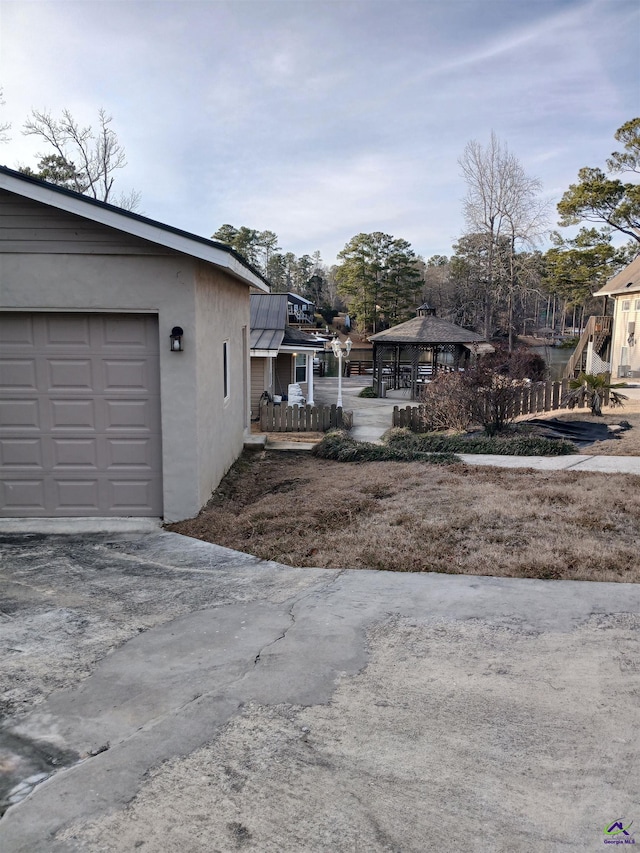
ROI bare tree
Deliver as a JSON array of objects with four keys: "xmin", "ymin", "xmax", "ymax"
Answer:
[
  {"xmin": 22, "ymin": 108, "xmax": 140, "ymax": 210},
  {"xmin": 459, "ymin": 132, "xmax": 549, "ymax": 346},
  {"xmin": 0, "ymin": 87, "xmax": 11, "ymax": 143}
]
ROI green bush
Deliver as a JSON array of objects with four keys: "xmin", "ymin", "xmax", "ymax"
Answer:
[
  {"xmin": 358, "ymin": 386, "xmax": 378, "ymax": 398},
  {"xmin": 311, "ymin": 430, "xmax": 460, "ymax": 464}
]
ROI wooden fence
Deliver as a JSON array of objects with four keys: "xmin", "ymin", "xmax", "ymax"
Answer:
[
  {"xmin": 392, "ymin": 378, "xmax": 609, "ymax": 430},
  {"xmin": 260, "ymin": 401, "xmax": 344, "ymax": 432}
]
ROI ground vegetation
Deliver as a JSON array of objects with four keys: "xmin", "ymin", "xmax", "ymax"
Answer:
[{"xmin": 168, "ymin": 452, "xmax": 640, "ymax": 583}]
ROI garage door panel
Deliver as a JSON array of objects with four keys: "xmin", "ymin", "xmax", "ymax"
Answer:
[
  {"xmin": 103, "ymin": 398, "xmax": 156, "ymax": 430},
  {"xmin": 109, "ymin": 478, "xmax": 161, "ymax": 511},
  {"xmin": 43, "ymin": 315, "xmax": 91, "ymax": 347},
  {"xmin": 54, "ymin": 478, "xmax": 100, "ymax": 510},
  {"xmin": 46, "ymin": 359, "xmax": 93, "ymax": 391},
  {"xmin": 102, "ymin": 315, "xmax": 157, "ymax": 350},
  {"xmin": 50, "ymin": 437, "xmax": 99, "ymax": 469},
  {"xmin": 0, "ymin": 314, "xmax": 35, "ymax": 346},
  {"xmin": 105, "ymin": 436, "xmax": 159, "ymax": 469},
  {"xmin": 1, "ymin": 479, "xmax": 47, "ymax": 511},
  {"xmin": 49, "ymin": 399, "xmax": 96, "ymax": 430},
  {"xmin": 0, "ymin": 399, "xmax": 40, "ymax": 430},
  {"xmin": 0, "ymin": 438, "xmax": 42, "ymax": 467},
  {"xmin": 0, "ymin": 359, "xmax": 38, "ymax": 389},
  {"xmin": 103, "ymin": 359, "xmax": 154, "ymax": 391},
  {"xmin": 0, "ymin": 313, "xmax": 162, "ymax": 517}
]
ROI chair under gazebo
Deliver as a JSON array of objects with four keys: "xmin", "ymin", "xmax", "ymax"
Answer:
[{"xmin": 368, "ymin": 304, "xmax": 494, "ymax": 400}]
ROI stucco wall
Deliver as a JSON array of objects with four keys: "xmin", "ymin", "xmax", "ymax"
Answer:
[
  {"xmin": 194, "ymin": 264, "xmax": 250, "ymax": 509},
  {"xmin": 0, "ymin": 247, "xmax": 252, "ymax": 521}
]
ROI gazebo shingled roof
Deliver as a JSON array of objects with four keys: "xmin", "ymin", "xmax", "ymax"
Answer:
[
  {"xmin": 369, "ymin": 315, "xmax": 486, "ymax": 345},
  {"xmin": 368, "ymin": 311, "xmax": 492, "ymax": 400}
]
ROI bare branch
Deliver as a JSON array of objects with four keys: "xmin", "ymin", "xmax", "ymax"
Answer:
[
  {"xmin": 21, "ymin": 107, "xmax": 138, "ymax": 207},
  {"xmin": 0, "ymin": 86, "xmax": 10, "ymax": 143}
]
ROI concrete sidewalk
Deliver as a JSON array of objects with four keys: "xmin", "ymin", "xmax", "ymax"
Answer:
[{"xmin": 1, "ymin": 530, "xmax": 639, "ymax": 852}]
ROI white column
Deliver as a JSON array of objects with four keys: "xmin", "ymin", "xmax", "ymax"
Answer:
[{"xmin": 306, "ymin": 351, "xmax": 314, "ymax": 405}]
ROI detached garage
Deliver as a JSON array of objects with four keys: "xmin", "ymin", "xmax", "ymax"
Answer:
[{"xmin": 0, "ymin": 166, "xmax": 268, "ymax": 521}]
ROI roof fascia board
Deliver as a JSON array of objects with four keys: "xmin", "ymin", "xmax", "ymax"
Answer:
[
  {"xmin": 279, "ymin": 344, "xmax": 322, "ymax": 353},
  {"xmin": 0, "ymin": 170, "xmax": 269, "ymax": 293}
]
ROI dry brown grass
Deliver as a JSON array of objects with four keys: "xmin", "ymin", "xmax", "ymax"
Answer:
[{"xmin": 168, "ymin": 452, "xmax": 640, "ymax": 584}]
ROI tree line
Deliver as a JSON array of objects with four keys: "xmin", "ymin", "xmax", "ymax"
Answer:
[
  {"xmin": 214, "ymin": 118, "xmax": 639, "ymax": 345},
  {"xmin": 4, "ymin": 92, "xmax": 638, "ymax": 340}
]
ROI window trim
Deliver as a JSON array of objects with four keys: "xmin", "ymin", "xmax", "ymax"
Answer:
[{"xmin": 294, "ymin": 352, "xmax": 306, "ymax": 384}]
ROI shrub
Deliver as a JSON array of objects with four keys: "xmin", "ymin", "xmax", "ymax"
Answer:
[
  {"xmin": 419, "ymin": 373, "xmax": 474, "ymax": 431},
  {"xmin": 385, "ymin": 430, "xmax": 577, "ymax": 456},
  {"xmin": 311, "ymin": 430, "xmax": 460, "ymax": 464},
  {"xmin": 483, "ymin": 343, "xmax": 548, "ymax": 381},
  {"xmin": 419, "ymin": 366, "xmax": 527, "ymax": 435},
  {"xmin": 358, "ymin": 386, "xmax": 378, "ymax": 398},
  {"xmin": 561, "ymin": 373, "xmax": 627, "ymax": 416}
]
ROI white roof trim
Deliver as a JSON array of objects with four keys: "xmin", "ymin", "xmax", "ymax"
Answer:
[
  {"xmin": 279, "ymin": 344, "xmax": 322, "ymax": 353},
  {"xmin": 0, "ymin": 169, "xmax": 269, "ymax": 293}
]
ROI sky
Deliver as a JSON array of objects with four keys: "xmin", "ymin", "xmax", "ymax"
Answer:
[{"xmin": 0, "ymin": 0, "xmax": 638, "ymax": 266}]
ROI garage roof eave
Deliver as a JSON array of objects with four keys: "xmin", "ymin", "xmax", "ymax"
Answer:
[{"xmin": 0, "ymin": 166, "xmax": 270, "ymax": 293}]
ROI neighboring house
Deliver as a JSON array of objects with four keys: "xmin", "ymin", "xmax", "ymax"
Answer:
[
  {"xmin": 287, "ymin": 292, "xmax": 315, "ymax": 325},
  {"xmin": 0, "ymin": 166, "xmax": 269, "ymax": 522},
  {"xmin": 592, "ymin": 254, "xmax": 640, "ymax": 379},
  {"xmin": 250, "ymin": 293, "xmax": 322, "ymax": 418}
]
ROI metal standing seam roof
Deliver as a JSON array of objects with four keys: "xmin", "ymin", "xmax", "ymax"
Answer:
[
  {"xmin": 593, "ymin": 254, "xmax": 640, "ymax": 297},
  {"xmin": 369, "ymin": 315, "xmax": 489, "ymax": 345},
  {"xmin": 250, "ymin": 293, "xmax": 320, "ymax": 353}
]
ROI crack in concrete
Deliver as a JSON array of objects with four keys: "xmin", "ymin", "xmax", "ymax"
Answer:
[
  {"xmin": 253, "ymin": 569, "xmax": 346, "ymax": 667},
  {"xmin": 0, "ymin": 567, "xmax": 351, "ymax": 830}
]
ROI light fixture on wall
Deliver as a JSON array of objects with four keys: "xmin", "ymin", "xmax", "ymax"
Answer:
[{"xmin": 170, "ymin": 326, "xmax": 184, "ymax": 352}]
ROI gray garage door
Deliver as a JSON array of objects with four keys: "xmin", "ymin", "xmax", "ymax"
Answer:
[{"xmin": 0, "ymin": 313, "xmax": 163, "ymax": 517}]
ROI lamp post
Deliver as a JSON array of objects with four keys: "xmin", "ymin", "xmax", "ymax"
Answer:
[{"xmin": 330, "ymin": 337, "xmax": 352, "ymax": 408}]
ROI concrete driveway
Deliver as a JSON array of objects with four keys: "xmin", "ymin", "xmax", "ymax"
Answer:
[{"xmin": 1, "ymin": 529, "xmax": 639, "ymax": 852}]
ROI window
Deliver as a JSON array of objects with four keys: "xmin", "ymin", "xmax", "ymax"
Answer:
[
  {"xmin": 295, "ymin": 353, "xmax": 306, "ymax": 383},
  {"xmin": 621, "ymin": 299, "xmax": 631, "ymax": 311},
  {"xmin": 223, "ymin": 340, "xmax": 229, "ymax": 400},
  {"xmin": 635, "ymin": 299, "xmax": 640, "ymax": 311}
]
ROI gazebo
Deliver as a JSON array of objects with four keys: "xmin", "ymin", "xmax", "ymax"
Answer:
[{"xmin": 369, "ymin": 304, "xmax": 493, "ymax": 400}]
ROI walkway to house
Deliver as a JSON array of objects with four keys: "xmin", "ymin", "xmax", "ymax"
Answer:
[
  {"xmin": 273, "ymin": 376, "xmax": 640, "ymax": 474},
  {"xmin": 312, "ymin": 375, "xmax": 395, "ymax": 442}
]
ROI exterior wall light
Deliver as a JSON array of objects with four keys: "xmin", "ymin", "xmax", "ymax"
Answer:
[{"xmin": 170, "ymin": 326, "xmax": 184, "ymax": 352}]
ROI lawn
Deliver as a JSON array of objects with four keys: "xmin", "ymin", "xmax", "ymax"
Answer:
[{"xmin": 168, "ymin": 450, "xmax": 640, "ymax": 584}]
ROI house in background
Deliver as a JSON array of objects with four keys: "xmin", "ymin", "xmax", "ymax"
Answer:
[
  {"xmin": 287, "ymin": 292, "xmax": 315, "ymax": 326},
  {"xmin": 592, "ymin": 254, "xmax": 640, "ymax": 379},
  {"xmin": 0, "ymin": 166, "xmax": 269, "ymax": 522},
  {"xmin": 250, "ymin": 293, "xmax": 322, "ymax": 418}
]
